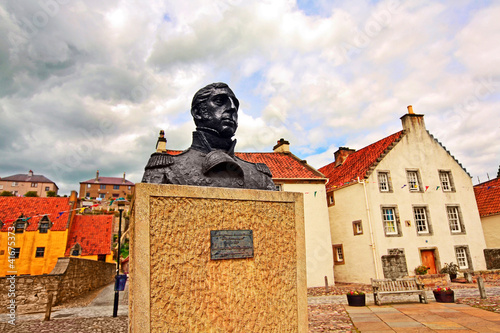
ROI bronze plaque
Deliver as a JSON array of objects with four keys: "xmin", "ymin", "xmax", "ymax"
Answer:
[{"xmin": 210, "ymin": 230, "xmax": 253, "ymax": 260}]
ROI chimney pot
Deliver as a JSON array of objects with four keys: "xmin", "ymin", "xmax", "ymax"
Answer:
[{"xmin": 407, "ymin": 105, "xmax": 414, "ymax": 114}]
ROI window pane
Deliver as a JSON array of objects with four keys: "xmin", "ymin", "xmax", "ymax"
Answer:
[
  {"xmin": 383, "ymin": 208, "xmax": 397, "ymax": 234},
  {"xmin": 456, "ymin": 248, "xmax": 468, "ymax": 269},
  {"xmin": 407, "ymin": 171, "xmax": 419, "ymax": 191},
  {"xmin": 35, "ymin": 247, "xmax": 45, "ymax": 258},
  {"xmin": 378, "ymin": 173, "xmax": 389, "ymax": 191},
  {"xmin": 440, "ymin": 172, "xmax": 451, "ymax": 191},
  {"xmin": 414, "ymin": 208, "xmax": 428, "ymax": 233},
  {"xmin": 336, "ymin": 247, "xmax": 344, "ymax": 261},
  {"xmin": 447, "ymin": 207, "xmax": 461, "ymax": 232}
]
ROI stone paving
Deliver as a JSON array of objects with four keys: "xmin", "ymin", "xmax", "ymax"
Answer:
[{"xmin": 1, "ymin": 285, "xmax": 500, "ymax": 332}]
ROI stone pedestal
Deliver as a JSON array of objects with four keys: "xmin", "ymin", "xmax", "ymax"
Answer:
[{"xmin": 130, "ymin": 183, "xmax": 307, "ymax": 332}]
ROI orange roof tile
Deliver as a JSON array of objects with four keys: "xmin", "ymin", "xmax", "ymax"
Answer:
[
  {"xmin": 474, "ymin": 178, "xmax": 500, "ymax": 217},
  {"xmin": 0, "ymin": 197, "xmax": 73, "ymax": 232},
  {"xmin": 65, "ymin": 215, "xmax": 114, "ymax": 256},
  {"xmin": 165, "ymin": 150, "xmax": 325, "ymax": 179},
  {"xmin": 319, "ymin": 131, "xmax": 404, "ymax": 191}
]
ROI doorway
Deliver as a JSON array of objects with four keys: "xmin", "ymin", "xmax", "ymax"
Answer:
[{"xmin": 420, "ymin": 249, "xmax": 437, "ymax": 274}]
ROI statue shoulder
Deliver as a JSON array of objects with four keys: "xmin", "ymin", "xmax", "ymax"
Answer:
[
  {"xmin": 145, "ymin": 152, "xmax": 175, "ymax": 169},
  {"xmin": 235, "ymin": 157, "xmax": 273, "ymax": 178}
]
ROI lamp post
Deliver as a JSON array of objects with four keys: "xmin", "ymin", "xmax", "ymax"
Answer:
[{"xmin": 113, "ymin": 198, "xmax": 128, "ymax": 317}]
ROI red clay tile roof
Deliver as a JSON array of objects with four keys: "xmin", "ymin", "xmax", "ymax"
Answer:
[
  {"xmin": 474, "ymin": 178, "xmax": 500, "ymax": 217},
  {"xmin": 0, "ymin": 197, "xmax": 73, "ymax": 232},
  {"xmin": 166, "ymin": 150, "xmax": 325, "ymax": 179},
  {"xmin": 319, "ymin": 131, "xmax": 404, "ymax": 191},
  {"xmin": 81, "ymin": 177, "xmax": 134, "ymax": 186},
  {"xmin": 65, "ymin": 215, "xmax": 114, "ymax": 256}
]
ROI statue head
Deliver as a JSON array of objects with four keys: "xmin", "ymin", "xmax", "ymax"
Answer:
[{"xmin": 191, "ymin": 82, "xmax": 240, "ymax": 138}]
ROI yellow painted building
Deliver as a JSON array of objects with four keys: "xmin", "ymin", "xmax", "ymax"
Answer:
[{"xmin": 0, "ymin": 194, "xmax": 77, "ymax": 276}]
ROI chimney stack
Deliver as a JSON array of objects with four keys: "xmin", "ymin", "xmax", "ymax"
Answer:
[
  {"xmin": 122, "ymin": 172, "xmax": 126, "ymax": 183},
  {"xmin": 95, "ymin": 170, "xmax": 99, "ymax": 182},
  {"xmin": 273, "ymin": 138, "xmax": 290, "ymax": 153},
  {"xmin": 401, "ymin": 105, "xmax": 425, "ymax": 133},
  {"xmin": 28, "ymin": 170, "xmax": 33, "ymax": 177},
  {"xmin": 497, "ymin": 165, "xmax": 500, "ymax": 179},
  {"xmin": 334, "ymin": 147, "xmax": 356, "ymax": 167},
  {"xmin": 156, "ymin": 130, "xmax": 167, "ymax": 153}
]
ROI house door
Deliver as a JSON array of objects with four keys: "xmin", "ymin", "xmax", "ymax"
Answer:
[{"xmin": 421, "ymin": 250, "xmax": 437, "ymax": 274}]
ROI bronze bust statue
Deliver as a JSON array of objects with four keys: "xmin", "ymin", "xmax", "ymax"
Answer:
[{"xmin": 142, "ymin": 82, "xmax": 276, "ymax": 190}]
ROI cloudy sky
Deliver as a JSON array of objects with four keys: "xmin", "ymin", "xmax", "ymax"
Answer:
[{"xmin": 1, "ymin": 0, "xmax": 499, "ymax": 195}]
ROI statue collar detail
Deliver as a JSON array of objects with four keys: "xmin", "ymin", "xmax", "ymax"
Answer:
[{"xmin": 190, "ymin": 130, "xmax": 236, "ymax": 155}]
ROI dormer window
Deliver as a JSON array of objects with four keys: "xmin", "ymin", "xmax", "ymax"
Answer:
[
  {"xmin": 39, "ymin": 216, "xmax": 51, "ymax": 233},
  {"xmin": 15, "ymin": 219, "xmax": 26, "ymax": 233},
  {"xmin": 70, "ymin": 243, "xmax": 82, "ymax": 256}
]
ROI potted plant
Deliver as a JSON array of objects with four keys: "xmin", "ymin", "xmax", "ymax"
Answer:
[
  {"xmin": 433, "ymin": 286, "xmax": 454, "ymax": 303},
  {"xmin": 440, "ymin": 262, "xmax": 459, "ymax": 280},
  {"xmin": 346, "ymin": 291, "xmax": 366, "ymax": 306},
  {"xmin": 414, "ymin": 265, "xmax": 430, "ymax": 275}
]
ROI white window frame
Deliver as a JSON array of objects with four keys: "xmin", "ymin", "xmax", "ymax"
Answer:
[
  {"xmin": 382, "ymin": 207, "xmax": 398, "ymax": 235},
  {"xmin": 439, "ymin": 170, "xmax": 453, "ymax": 192},
  {"xmin": 31, "ymin": 183, "xmax": 38, "ymax": 187},
  {"xmin": 99, "ymin": 193, "xmax": 106, "ymax": 199},
  {"xmin": 414, "ymin": 207, "xmax": 429, "ymax": 234},
  {"xmin": 407, "ymin": 171, "xmax": 420, "ymax": 191},
  {"xmin": 447, "ymin": 206, "xmax": 462, "ymax": 233},
  {"xmin": 378, "ymin": 172, "xmax": 390, "ymax": 192},
  {"xmin": 455, "ymin": 247, "xmax": 469, "ymax": 269},
  {"xmin": 87, "ymin": 184, "xmax": 91, "ymax": 188},
  {"xmin": 333, "ymin": 244, "xmax": 344, "ymax": 264},
  {"xmin": 353, "ymin": 220, "xmax": 363, "ymax": 235},
  {"xmin": 12, "ymin": 182, "xmax": 18, "ymax": 187},
  {"xmin": 275, "ymin": 184, "xmax": 282, "ymax": 191}
]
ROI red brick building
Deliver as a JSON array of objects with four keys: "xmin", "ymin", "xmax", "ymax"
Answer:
[{"xmin": 79, "ymin": 171, "xmax": 134, "ymax": 200}]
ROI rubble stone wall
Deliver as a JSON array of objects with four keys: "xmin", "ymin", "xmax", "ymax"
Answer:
[{"xmin": 0, "ymin": 257, "xmax": 115, "ymax": 313}]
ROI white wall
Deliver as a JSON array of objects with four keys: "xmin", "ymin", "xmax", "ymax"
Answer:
[{"xmin": 282, "ymin": 182, "xmax": 335, "ymax": 287}]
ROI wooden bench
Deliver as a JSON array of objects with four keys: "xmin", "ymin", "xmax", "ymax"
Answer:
[{"xmin": 371, "ymin": 278, "xmax": 428, "ymax": 306}]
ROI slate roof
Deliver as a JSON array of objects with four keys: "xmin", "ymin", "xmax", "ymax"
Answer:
[
  {"xmin": 2, "ymin": 173, "xmax": 56, "ymax": 184},
  {"xmin": 319, "ymin": 131, "xmax": 405, "ymax": 191},
  {"xmin": 80, "ymin": 177, "xmax": 134, "ymax": 186},
  {"xmin": 166, "ymin": 150, "xmax": 325, "ymax": 180},
  {"xmin": 65, "ymin": 215, "xmax": 114, "ymax": 256},
  {"xmin": 0, "ymin": 197, "xmax": 73, "ymax": 232},
  {"xmin": 474, "ymin": 177, "xmax": 500, "ymax": 217}
]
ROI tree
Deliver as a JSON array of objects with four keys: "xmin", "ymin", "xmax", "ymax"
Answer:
[
  {"xmin": 25, "ymin": 191, "xmax": 39, "ymax": 197},
  {"xmin": 46, "ymin": 191, "xmax": 57, "ymax": 197},
  {"xmin": 0, "ymin": 191, "xmax": 14, "ymax": 196}
]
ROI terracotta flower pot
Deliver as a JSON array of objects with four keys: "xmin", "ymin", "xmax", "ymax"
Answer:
[
  {"xmin": 347, "ymin": 294, "xmax": 366, "ymax": 306},
  {"xmin": 433, "ymin": 290, "xmax": 454, "ymax": 303}
]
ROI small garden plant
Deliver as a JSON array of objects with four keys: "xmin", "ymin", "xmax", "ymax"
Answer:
[
  {"xmin": 433, "ymin": 286, "xmax": 453, "ymax": 293},
  {"xmin": 346, "ymin": 291, "xmax": 365, "ymax": 296},
  {"xmin": 414, "ymin": 265, "xmax": 430, "ymax": 275}
]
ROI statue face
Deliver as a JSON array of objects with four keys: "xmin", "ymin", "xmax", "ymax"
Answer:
[{"xmin": 198, "ymin": 88, "xmax": 239, "ymax": 138}]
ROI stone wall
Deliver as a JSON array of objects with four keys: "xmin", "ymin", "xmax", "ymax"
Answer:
[
  {"xmin": 0, "ymin": 257, "xmax": 115, "ymax": 313},
  {"xmin": 414, "ymin": 274, "xmax": 450, "ymax": 288},
  {"xmin": 381, "ymin": 254, "xmax": 408, "ymax": 279},
  {"xmin": 484, "ymin": 249, "xmax": 500, "ymax": 270}
]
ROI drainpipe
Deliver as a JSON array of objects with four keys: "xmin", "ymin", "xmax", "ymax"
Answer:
[{"xmin": 359, "ymin": 177, "xmax": 380, "ymax": 279}]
